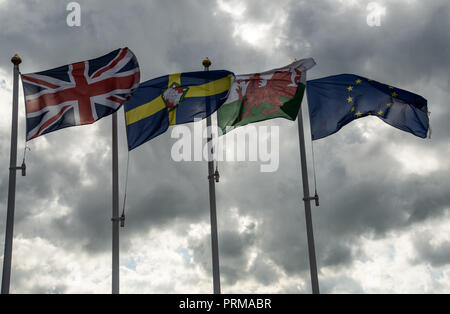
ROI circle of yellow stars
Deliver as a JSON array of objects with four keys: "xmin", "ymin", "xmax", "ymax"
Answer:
[{"xmin": 346, "ymin": 77, "xmax": 398, "ymax": 119}]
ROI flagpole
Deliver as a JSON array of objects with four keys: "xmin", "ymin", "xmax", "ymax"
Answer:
[
  {"xmin": 203, "ymin": 57, "xmax": 221, "ymax": 294},
  {"xmin": 297, "ymin": 106, "xmax": 320, "ymax": 294},
  {"xmin": 1, "ymin": 54, "xmax": 22, "ymax": 294},
  {"xmin": 112, "ymin": 111, "xmax": 120, "ymax": 294}
]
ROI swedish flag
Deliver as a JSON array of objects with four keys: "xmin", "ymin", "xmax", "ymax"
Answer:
[{"xmin": 125, "ymin": 70, "xmax": 233, "ymax": 150}]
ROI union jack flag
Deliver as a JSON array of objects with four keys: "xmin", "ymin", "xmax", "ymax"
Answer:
[{"xmin": 22, "ymin": 47, "xmax": 140, "ymax": 140}]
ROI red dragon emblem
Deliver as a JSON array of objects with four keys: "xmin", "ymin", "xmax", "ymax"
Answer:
[{"xmin": 238, "ymin": 69, "xmax": 302, "ymax": 119}]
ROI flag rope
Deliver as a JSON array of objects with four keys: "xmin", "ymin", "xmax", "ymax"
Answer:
[
  {"xmin": 427, "ymin": 110, "xmax": 432, "ymax": 139},
  {"xmin": 19, "ymin": 72, "xmax": 29, "ymax": 176},
  {"xmin": 306, "ymin": 93, "xmax": 319, "ymax": 200},
  {"xmin": 310, "ymin": 139, "xmax": 318, "ymax": 195},
  {"xmin": 120, "ymin": 150, "xmax": 130, "ymax": 227}
]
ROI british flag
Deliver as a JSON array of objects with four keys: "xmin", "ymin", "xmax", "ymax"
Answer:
[{"xmin": 21, "ymin": 47, "xmax": 140, "ymax": 140}]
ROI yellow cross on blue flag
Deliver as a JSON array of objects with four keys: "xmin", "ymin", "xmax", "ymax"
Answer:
[
  {"xmin": 306, "ymin": 74, "xmax": 429, "ymax": 140},
  {"xmin": 125, "ymin": 70, "xmax": 233, "ymax": 150}
]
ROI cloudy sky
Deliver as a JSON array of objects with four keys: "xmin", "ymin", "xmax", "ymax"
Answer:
[{"xmin": 1, "ymin": 0, "xmax": 450, "ymax": 294}]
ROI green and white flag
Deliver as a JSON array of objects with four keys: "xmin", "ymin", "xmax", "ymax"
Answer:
[{"xmin": 218, "ymin": 58, "xmax": 316, "ymax": 134}]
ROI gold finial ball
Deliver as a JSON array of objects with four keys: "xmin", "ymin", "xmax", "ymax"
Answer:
[
  {"xmin": 202, "ymin": 57, "xmax": 212, "ymax": 68},
  {"xmin": 11, "ymin": 54, "xmax": 22, "ymax": 65}
]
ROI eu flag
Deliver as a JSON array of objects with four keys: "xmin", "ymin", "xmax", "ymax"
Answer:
[
  {"xmin": 306, "ymin": 74, "xmax": 429, "ymax": 140},
  {"xmin": 125, "ymin": 70, "xmax": 233, "ymax": 150}
]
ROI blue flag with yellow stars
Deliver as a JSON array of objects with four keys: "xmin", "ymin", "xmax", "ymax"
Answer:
[
  {"xmin": 125, "ymin": 70, "xmax": 233, "ymax": 150},
  {"xmin": 307, "ymin": 74, "xmax": 429, "ymax": 140}
]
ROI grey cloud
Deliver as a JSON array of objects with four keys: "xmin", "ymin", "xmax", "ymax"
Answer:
[
  {"xmin": 284, "ymin": 0, "xmax": 450, "ymax": 82},
  {"xmin": 412, "ymin": 231, "xmax": 450, "ymax": 267},
  {"xmin": 320, "ymin": 274, "xmax": 364, "ymax": 294},
  {"xmin": 248, "ymin": 258, "xmax": 279, "ymax": 286},
  {"xmin": 9, "ymin": 258, "xmax": 70, "ymax": 294},
  {"xmin": 187, "ymin": 207, "xmax": 261, "ymax": 286}
]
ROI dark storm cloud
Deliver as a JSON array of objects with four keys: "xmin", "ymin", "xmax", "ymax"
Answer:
[
  {"xmin": 10, "ymin": 127, "xmax": 218, "ymax": 254},
  {"xmin": 284, "ymin": 0, "xmax": 450, "ymax": 82},
  {"xmin": 201, "ymin": 0, "xmax": 450, "ymax": 281},
  {"xmin": 412, "ymin": 231, "xmax": 450, "ymax": 267},
  {"xmin": 0, "ymin": 0, "xmax": 244, "ymax": 252},
  {"xmin": 190, "ymin": 227, "xmax": 261, "ymax": 286},
  {"xmin": 249, "ymin": 258, "xmax": 279, "ymax": 286},
  {"xmin": 0, "ymin": 0, "xmax": 269, "ymax": 261},
  {"xmin": 11, "ymin": 134, "xmax": 111, "ymax": 252},
  {"xmin": 272, "ymin": 0, "xmax": 450, "ymax": 274},
  {"xmin": 0, "ymin": 0, "xmax": 265, "ymax": 75}
]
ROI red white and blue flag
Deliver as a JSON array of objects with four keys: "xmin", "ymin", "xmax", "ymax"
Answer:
[{"xmin": 21, "ymin": 47, "xmax": 140, "ymax": 140}]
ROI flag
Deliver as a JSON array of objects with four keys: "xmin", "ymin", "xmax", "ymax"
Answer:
[
  {"xmin": 22, "ymin": 47, "xmax": 140, "ymax": 140},
  {"xmin": 125, "ymin": 70, "xmax": 233, "ymax": 150},
  {"xmin": 217, "ymin": 58, "xmax": 316, "ymax": 134},
  {"xmin": 306, "ymin": 74, "xmax": 429, "ymax": 140}
]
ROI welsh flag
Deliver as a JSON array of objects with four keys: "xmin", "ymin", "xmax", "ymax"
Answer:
[{"xmin": 218, "ymin": 58, "xmax": 316, "ymax": 134}]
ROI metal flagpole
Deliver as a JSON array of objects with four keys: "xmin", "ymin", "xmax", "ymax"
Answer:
[
  {"xmin": 297, "ymin": 105, "xmax": 320, "ymax": 294},
  {"xmin": 1, "ymin": 54, "xmax": 23, "ymax": 294},
  {"xmin": 111, "ymin": 111, "xmax": 120, "ymax": 294},
  {"xmin": 203, "ymin": 57, "xmax": 221, "ymax": 294}
]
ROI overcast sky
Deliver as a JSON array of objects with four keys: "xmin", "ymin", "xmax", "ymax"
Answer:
[{"xmin": 1, "ymin": 0, "xmax": 450, "ymax": 294}]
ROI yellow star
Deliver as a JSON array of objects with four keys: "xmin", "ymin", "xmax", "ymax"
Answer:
[
  {"xmin": 392, "ymin": 92, "xmax": 398, "ymax": 97},
  {"xmin": 347, "ymin": 86, "xmax": 353, "ymax": 91},
  {"xmin": 388, "ymin": 86, "xmax": 394, "ymax": 89},
  {"xmin": 351, "ymin": 106, "xmax": 355, "ymax": 112},
  {"xmin": 387, "ymin": 103, "xmax": 392, "ymax": 107},
  {"xmin": 377, "ymin": 110, "xmax": 383, "ymax": 115},
  {"xmin": 356, "ymin": 79, "xmax": 362, "ymax": 84},
  {"xmin": 368, "ymin": 79, "xmax": 373, "ymax": 82},
  {"xmin": 355, "ymin": 111, "xmax": 362, "ymax": 117},
  {"xmin": 347, "ymin": 96, "xmax": 353, "ymax": 103}
]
